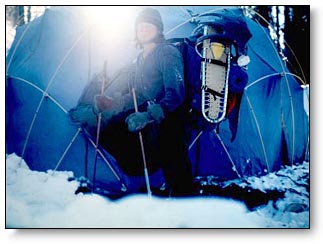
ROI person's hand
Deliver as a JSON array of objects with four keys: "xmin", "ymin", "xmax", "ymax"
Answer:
[
  {"xmin": 147, "ymin": 104, "xmax": 165, "ymax": 123},
  {"xmin": 125, "ymin": 104, "xmax": 165, "ymax": 132},
  {"xmin": 125, "ymin": 112, "xmax": 153, "ymax": 132},
  {"xmin": 93, "ymin": 95, "xmax": 114, "ymax": 114}
]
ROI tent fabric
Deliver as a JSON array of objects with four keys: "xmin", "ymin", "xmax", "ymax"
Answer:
[{"xmin": 6, "ymin": 6, "xmax": 309, "ymax": 196}]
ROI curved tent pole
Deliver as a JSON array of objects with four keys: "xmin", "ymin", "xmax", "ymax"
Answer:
[
  {"xmin": 283, "ymin": 42, "xmax": 307, "ymax": 84},
  {"xmin": 214, "ymin": 132, "xmax": 242, "ymax": 178},
  {"xmin": 9, "ymin": 76, "xmax": 127, "ymax": 191},
  {"xmin": 246, "ymin": 72, "xmax": 306, "ymax": 91},
  {"xmin": 8, "ymin": 75, "xmax": 73, "ymax": 166},
  {"xmin": 165, "ymin": 18, "xmax": 192, "ymax": 36},
  {"xmin": 178, "ymin": 6, "xmax": 194, "ymax": 18},
  {"xmin": 166, "ymin": 7, "xmax": 299, "ymax": 166},
  {"xmin": 283, "ymin": 72, "xmax": 306, "ymax": 85},
  {"xmin": 84, "ymin": 26, "xmax": 93, "ymax": 180},
  {"xmin": 261, "ymin": 24, "xmax": 296, "ymax": 166},
  {"xmin": 86, "ymin": 134, "xmax": 128, "ymax": 192},
  {"xmin": 283, "ymin": 71, "xmax": 308, "ymax": 161},
  {"xmin": 52, "ymin": 128, "xmax": 82, "ymax": 171},
  {"xmin": 188, "ymin": 130, "xmax": 203, "ymax": 151},
  {"xmin": 165, "ymin": 6, "xmax": 231, "ymax": 36},
  {"xmin": 165, "ymin": 6, "xmax": 278, "ymax": 173},
  {"xmin": 282, "ymin": 75, "xmax": 295, "ymax": 165},
  {"xmin": 19, "ymin": 26, "xmax": 91, "ymax": 160},
  {"xmin": 244, "ymin": 70, "xmax": 306, "ymax": 170},
  {"xmin": 9, "ymin": 19, "xmax": 127, "ymax": 190},
  {"xmin": 245, "ymin": 8, "xmax": 307, "ymax": 84},
  {"xmin": 6, "ymin": 17, "xmax": 34, "ymax": 73},
  {"xmin": 92, "ymin": 60, "xmax": 107, "ymax": 192},
  {"xmin": 280, "ymin": 72, "xmax": 309, "ymax": 165},
  {"xmin": 9, "ymin": 75, "xmax": 126, "ymax": 189},
  {"xmin": 245, "ymin": 73, "xmax": 282, "ymax": 90},
  {"xmin": 249, "ymin": 14, "xmax": 297, "ymax": 166},
  {"xmin": 20, "ymin": 93, "xmax": 51, "ymax": 160},
  {"xmin": 244, "ymin": 89, "xmax": 270, "ymax": 172},
  {"xmin": 8, "ymin": 75, "xmax": 68, "ymax": 113},
  {"xmin": 45, "ymin": 27, "xmax": 92, "ymax": 94}
]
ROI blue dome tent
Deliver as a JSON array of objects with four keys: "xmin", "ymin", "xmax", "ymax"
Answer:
[{"xmin": 6, "ymin": 6, "xmax": 309, "ymax": 197}]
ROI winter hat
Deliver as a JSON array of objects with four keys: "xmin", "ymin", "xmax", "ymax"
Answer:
[{"xmin": 135, "ymin": 8, "xmax": 164, "ymax": 32}]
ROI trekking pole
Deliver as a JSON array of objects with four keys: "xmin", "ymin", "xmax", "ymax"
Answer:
[
  {"xmin": 92, "ymin": 60, "xmax": 107, "ymax": 192},
  {"xmin": 131, "ymin": 87, "xmax": 152, "ymax": 197}
]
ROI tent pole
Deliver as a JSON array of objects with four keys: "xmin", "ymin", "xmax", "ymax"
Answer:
[
  {"xmin": 85, "ymin": 28, "xmax": 92, "ymax": 179},
  {"xmin": 245, "ymin": 91, "xmax": 270, "ymax": 171},
  {"xmin": 53, "ymin": 128, "xmax": 82, "ymax": 172},
  {"xmin": 131, "ymin": 87, "xmax": 152, "ymax": 197},
  {"xmin": 92, "ymin": 60, "xmax": 107, "ymax": 192},
  {"xmin": 189, "ymin": 130, "xmax": 203, "ymax": 150},
  {"xmin": 214, "ymin": 131, "xmax": 242, "ymax": 178}
]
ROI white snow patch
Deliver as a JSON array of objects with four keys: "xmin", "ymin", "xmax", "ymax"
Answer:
[{"xmin": 5, "ymin": 153, "xmax": 309, "ymax": 228}]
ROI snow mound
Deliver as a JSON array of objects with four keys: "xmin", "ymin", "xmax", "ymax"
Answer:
[
  {"xmin": 6, "ymin": 153, "xmax": 257, "ymax": 228},
  {"xmin": 6, "ymin": 153, "xmax": 309, "ymax": 228}
]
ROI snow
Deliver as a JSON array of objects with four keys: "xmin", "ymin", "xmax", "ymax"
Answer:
[
  {"xmin": 5, "ymin": 20, "xmax": 16, "ymax": 55},
  {"xmin": 5, "ymin": 153, "xmax": 309, "ymax": 228},
  {"xmin": 2, "ymin": 2, "xmax": 319, "ymax": 242}
]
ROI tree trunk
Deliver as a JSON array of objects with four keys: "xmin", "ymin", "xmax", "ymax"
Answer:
[
  {"xmin": 17, "ymin": 6, "xmax": 25, "ymax": 25},
  {"xmin": 253, "ymin": 6, "xmax": 271, "ymax": 27}
]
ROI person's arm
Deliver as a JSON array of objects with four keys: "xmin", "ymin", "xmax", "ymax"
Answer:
[
  {"xmin": 125, "ymin": 45, "xmax": 185, "ymax": 132},
  {"xmin": 158, "ymin": 44, "xmax": 185, "ymax": 113},
  {"xmin": 94, "ymin": 60, "xmax": 156, "ymax": 117},
  {"xmin": 69, "ymin": 63, "xmax": 136, "ymax": 131}
]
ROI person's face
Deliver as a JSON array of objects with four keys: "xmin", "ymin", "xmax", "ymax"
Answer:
[{"xmin": 136, "ymin": 22, "xmax": 159, "ymax": 44}]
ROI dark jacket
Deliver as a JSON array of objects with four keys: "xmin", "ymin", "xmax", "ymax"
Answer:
[
  {"xmin": 134, "ymin": 43, "xmax": 185, "ymax": 113},
  {"xmin": 69, "ymin": 43, "xmax": 185, "ymax": 133},
  {"xmin": 105, "ymin": 43, "xmax": 185, "ymax": 116}
]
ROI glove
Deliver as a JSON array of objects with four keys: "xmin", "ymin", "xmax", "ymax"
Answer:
[
  {"xmin": 93, "ymin": 95, "xmax": 114, "ymax": 114},
  {"xmin": 69, "ymin": 104, "xmax": 97, "ymax": 126},
  {"xmin": 69, "ymin": 103, "xmax": 115, "ymax": 133},
  {"xmin": 125, "ymin": 112, "xmax": 152, "ymax": 132},
  {"xmin": 125, "ymin": 104, "xmax": 165, "ymax": 132},
  {"xmin": 93, "ymin": 93, "xmax": 125, "ymax": 114},
  {"xmin": 147, "ymin": 103, "xmax": 165, "ymax": 123}
]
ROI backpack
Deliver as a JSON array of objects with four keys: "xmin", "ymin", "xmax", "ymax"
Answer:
[
  {"xmin": 165, "ymin": 37, "xmax": 212, "ymax": 130},
  {"xmin": 167, "ymin": 33, "xmax": 250, "ymax": 138}
]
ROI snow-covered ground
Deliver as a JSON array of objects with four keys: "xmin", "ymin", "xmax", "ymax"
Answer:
[{"xmin": 5, "ymin": 153, "xmax": 309, "ymax": 228}]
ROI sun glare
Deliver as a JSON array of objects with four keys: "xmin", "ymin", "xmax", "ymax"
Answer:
[{"xmin": 85, "ymin": 6, "xmax": 138, "ymax": 39}]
